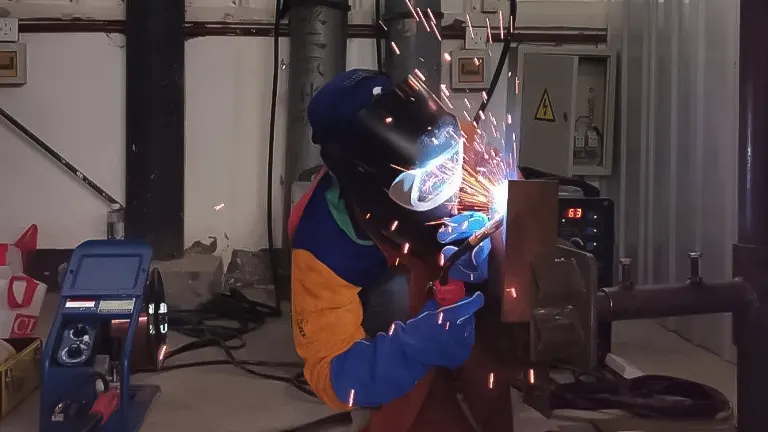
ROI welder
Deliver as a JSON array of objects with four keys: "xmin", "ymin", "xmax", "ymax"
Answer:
[{"xmin": 289, "ymin": 69, "xmax": 508, "ymax": 431}]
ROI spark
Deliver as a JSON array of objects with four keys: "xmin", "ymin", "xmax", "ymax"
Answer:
[
  {"xmin": 498, "ymin": 10, "xmax": 505, "ymax": 40},
  {"xmin": 528, "ymin": 369, "xmax": 535, "ymax": 384},
  {"xmin": 427, "ymin": 8, "xmax": 437, "ymax": 24},
  {"xmin": 464, "ymin": 98, "xmax": 471, "ymax": 109},
  {"xmin": 438, "ymin": 312, "xmax": 444, "ymax": 324},
  {"xmin": 478, "ymin": 110, "xmax": 486, "ymax": 121},
  {"xmin": 506, "ymin": 114, "xmax": 512, "ymax": 124},
  {"xmin": 443, "ymin": 52, "xmax": 451, "ymax": 62},
  {"xmin": 385, "ymin": 117, "xmax": 393, "ymax": 124},
  {"xmin": 395, "ymin": 257, "xmax": 400, "ymax": 265},
  {"xmin": 438, "ymin": 253, "xmax": 445, "ymax": 266},
  {"xmin": 390, "ymin": 220, "xmax": 399, "ymax": 231},
  {"xmin": 391, "ymin": 42, "xmax": 400, "ymax": 55},
  {"xmin": 348, "ymin": 389, "xmax": 356, "ymax": 407},
  {"xmin": 365, "ymin": 213, "xmax": 371, "ymax": 219},
  {"xmin": 442, "ymin": 95, "xmax": 454, "ymax": 109},
  {"xmin": 473, "ymin": 57, "xmax": 480, "ymax": 66},
  {"xmin": 485, "ymin": 17, "xmax": 492, "ymax": 43},
  {"xmin": 445, "ymin": 322, "xmax": 450, "ymax": 330},
  {"xmin": 405, "ymin": 0, "xmax": 417, "ymax": 19},
  {"xmin": 416, "ymin": 9, "xmax": 430, "ymax": 31},
  {"xmin": 488, "ymin": 373, "xmax": 495, "ymax": 389},
  {"xmin": 506, "ymin": 287, "xmax": 517, "ymax": 298},
  {"xmin": 414, "ymin": 69, "xmax": 426, "ymax": 81},
  {"xmin": 466, "ymin": 14, "xmax": 474, "ymax": 38},
  {"xmin": 214, "ymin": 203, "xmax": 225, "ymax": 211},
  {"xmin": 481, "ymin": 91, "xmax": 488, "ymax": 103},
  {"xmin": 430, "ymin": 21, "xmax": 442, "ymax": 40},
  {"xmin": 515, "ymin": 77, "xmax": 519, "ymax": 95},
  {"xmin": 378, "ymin": 20, "xmax": 388, "ymax": 31},
  {"xmin": 388, "ymin": 323, "xmax": 396, "ymax": 335},
  {"xmin": 402, "ymin": 242, "xmax": 410, "ymax": 254}
]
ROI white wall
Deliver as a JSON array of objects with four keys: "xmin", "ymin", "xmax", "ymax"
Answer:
[{"xmin": 0, "ymin": 32, "xmax": 513, "ymax": 250}]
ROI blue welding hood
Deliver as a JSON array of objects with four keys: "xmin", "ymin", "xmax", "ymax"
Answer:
[{"xmin": 310, "ymin": 70, "xmax": 463, "ymax": 254}]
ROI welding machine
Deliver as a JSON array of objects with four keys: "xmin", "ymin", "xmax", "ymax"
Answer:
[{"xmin": 40, "ymin": 240, "xmax": 167, "ymax": 432}]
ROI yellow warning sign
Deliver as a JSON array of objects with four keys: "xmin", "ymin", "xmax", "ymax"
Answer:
[{"xmin": 535, "ymin": 89, "xmax": 556, "ymax": 122}]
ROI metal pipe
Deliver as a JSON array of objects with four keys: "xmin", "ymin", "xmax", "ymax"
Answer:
[
  {"xmin": 0, "ymin": 106, "xmax": 122, "ymax": 207},
  {"xmin": 735, "ymin": 0, "xmax": 768, "ymax": 429},
  {"xmin": 596, "ymin": 279, "xmax": 755, "ymax": 322},
  {"xmin": 384, "ymin": 0, "xmax": 442, "ymax": 94},
  {"xmin": 15, "ymin": 19, "xmax": 608, "ymax": 45},
  {"xmin": 282, "ymin": 1, "xmax": 349, "ymax": 243}
]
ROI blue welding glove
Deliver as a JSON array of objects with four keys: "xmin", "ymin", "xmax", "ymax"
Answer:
[
  {"xmin": 398, "ymin": 292, "xmax": 484, "ymax": 370},
  {"xmin": 329, "ymin": 292, "xmax": 484, "ymax": 408},
  {"xmin": 437, "ymin": 212, "xmax": 492, "ymax": 283}
]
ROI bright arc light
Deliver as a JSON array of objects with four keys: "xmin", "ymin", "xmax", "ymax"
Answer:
[{"xmin": 490, "ymin": 182, "xmax": 508, "ymax": 217}]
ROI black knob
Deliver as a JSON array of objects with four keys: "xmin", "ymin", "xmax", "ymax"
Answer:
[
  {"xmin": 71, "ymin": 324, "xmax": 88, "ymax": 339},
  {"xmin": 66, "ymin": 344, "xmax": 84, "ymax": 360}
]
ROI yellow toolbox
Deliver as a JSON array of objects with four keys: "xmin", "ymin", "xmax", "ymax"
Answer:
[{"xmin": 0, "ymin": 337, "xmax": 41, "ymax": 420}]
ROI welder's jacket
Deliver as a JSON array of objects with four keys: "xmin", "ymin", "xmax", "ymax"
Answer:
[{"xmin": 289, "ymin": 165, "xmax": 433, "ymax": 410}]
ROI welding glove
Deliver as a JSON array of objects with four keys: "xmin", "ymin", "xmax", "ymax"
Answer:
[
  {"xmin": 330, "ymin": 292, "xmax": 484, "ymax": 408},
  {"xmin": 438, "ymin": 212, "xmax": 492, "ymax": 283}
]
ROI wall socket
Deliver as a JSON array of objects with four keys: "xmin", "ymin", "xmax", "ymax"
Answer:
[{"xmin": 0, "ymin": 18, "xmax": 19, "ymax": 43}]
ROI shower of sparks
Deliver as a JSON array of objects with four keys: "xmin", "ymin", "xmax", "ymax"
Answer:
[{"xmin": 416, "ymin": 9, "xmax": 430, "ymax": 32}]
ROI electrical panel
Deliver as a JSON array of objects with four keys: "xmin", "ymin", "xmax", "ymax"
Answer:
[{"xmin": 516, "ymin": 46, "xmax": 617, "ymax": 177}]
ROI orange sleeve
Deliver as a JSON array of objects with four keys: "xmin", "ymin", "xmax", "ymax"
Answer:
[{"xmin": 291, "ymin": 249, "xmax": 367, "ymax": 410}]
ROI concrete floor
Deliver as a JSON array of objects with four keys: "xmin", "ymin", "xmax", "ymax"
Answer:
[{"xmin": 1, "ymin": 293, "xmax": 737, "ymax": 432}]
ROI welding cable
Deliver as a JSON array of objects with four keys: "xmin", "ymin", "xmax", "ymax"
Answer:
[
  {"xmin": 472, "ymin": 0, "xmax": 518, "ymax": 124},
  {"xmin": 265, "ymin": 0, "xmax": 284, "ymax": 316},
  {"xmin": 375, "ymin": 0, "xmax": 384, "ymax": 72}
]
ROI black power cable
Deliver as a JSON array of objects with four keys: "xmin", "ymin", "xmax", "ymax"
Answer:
[{"xmin": 266, "ymin": 0, "xmax": 284, "ymax": 316}]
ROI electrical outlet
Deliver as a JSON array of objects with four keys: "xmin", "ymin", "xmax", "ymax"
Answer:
[
  {"xmin": 0, "ymin": 18, "xmax": 19, "ymax": 43},
  {"xmin": 465, "ymin": 26, "xmax": 488, "ymax": 49}
]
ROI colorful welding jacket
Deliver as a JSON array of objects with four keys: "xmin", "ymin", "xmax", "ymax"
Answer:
[{"xmin": 290, "ymin": 170, "xmax": 435, "ymax": 410}]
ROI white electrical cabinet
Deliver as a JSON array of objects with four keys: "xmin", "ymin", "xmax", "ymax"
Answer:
[{"xmin": 516, "ymin": 46, "xmax": 617, "ymax": 177}]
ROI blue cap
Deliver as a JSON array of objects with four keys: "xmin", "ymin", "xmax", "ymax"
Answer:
[{"xmin": 308, "ymin": 69, "xmax": 393, "ymax": 147}]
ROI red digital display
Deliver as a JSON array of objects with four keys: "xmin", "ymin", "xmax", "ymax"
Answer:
[{"xmin": 565, "ymin": 208, "xmax": 583, "ymax": 219}]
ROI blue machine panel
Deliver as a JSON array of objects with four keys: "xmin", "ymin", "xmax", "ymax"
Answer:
[{"xmin": 61, "ymin": 240, "xmax": 152, "ymax": 298}]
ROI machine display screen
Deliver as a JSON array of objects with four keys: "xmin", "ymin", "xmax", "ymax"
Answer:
[{"xmin": 565, "ymin": 208, "xmax": 583, "ymax": 219}]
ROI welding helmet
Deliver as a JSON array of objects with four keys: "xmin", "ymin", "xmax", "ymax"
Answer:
[{"xmin": 309, "ymin": 69, "xmax": 464, "ymax": 253}]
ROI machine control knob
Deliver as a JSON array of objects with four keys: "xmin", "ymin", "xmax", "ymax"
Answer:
[
  {"xmin": 65, "ymin": 344, "xmax": 84, "ymax": 360},
  {"xmin": 569, "ymin": 238, "xmax": 585, "ymax": 249},
  {"xmin": 71, "ymin": 324, "xmax": 88, "ymax": 339}
]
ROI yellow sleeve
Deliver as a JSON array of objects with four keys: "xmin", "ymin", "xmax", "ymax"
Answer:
[{"xmin": 291, "ymin": 248, "xmax": 367, "ymax": 410}]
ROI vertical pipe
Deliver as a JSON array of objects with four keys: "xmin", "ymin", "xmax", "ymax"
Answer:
[
  {"xmin": 125, "ymin": 0, "xmax": 185, "ymax": 260},
  {"xmin": 282, "ymin": 0, "xmax": 350, "ymax": 248},
  {"xmin": 384, "ymin": 0, "xmax": 442, "ymax": 95},
  {"xmin": 734, "ymin": 0, "xmax": 768, "ymax": 430}
]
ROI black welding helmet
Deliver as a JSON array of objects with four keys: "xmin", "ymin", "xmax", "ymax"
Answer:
[{"xmin": 308, "ymin": 69, "xmax": 463, "ymax": 254}]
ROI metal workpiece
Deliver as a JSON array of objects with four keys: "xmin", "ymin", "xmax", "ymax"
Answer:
[
  {"xmin": 384, "ymin": 0, "xmax": 442, "ymax": 94},
  {"xmin": 500, "ymin": 180, "xmax": 559, "ymax": 323},
  {"xmin": 595, "ymin": 279, "xmax": 755, "ymax": 322}
]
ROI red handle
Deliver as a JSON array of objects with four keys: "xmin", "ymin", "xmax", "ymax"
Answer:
[
  {"xmin": 434, "ymin": 279, "xmax": 465, "ymax": 307},
  {"xmin": 7, "ymin": 275, "xmax": 39, "ymax": 309}
]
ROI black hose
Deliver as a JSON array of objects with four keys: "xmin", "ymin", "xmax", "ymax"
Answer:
[{"xmin": 266, "ymin": 0, "xmax": 284, "ymax": 315}]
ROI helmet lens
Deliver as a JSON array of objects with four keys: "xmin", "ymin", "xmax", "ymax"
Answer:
[{"xmin": 388, "ymin": 121, "xmax": 463, "ymax": 212}]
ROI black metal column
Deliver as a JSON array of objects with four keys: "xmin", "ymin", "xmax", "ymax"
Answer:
[
  {"xmin": 734, "ymin": 0, "xmax": 768, "ymax": 430},
  {"xmin": 125, "ymin": 0, "xmax": 186, "ymax": 260}
]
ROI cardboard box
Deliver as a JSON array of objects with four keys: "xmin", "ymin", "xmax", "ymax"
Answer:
[{"xmin": 0, "ymin": 337, "xmax": 41, "ymax": 420}]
